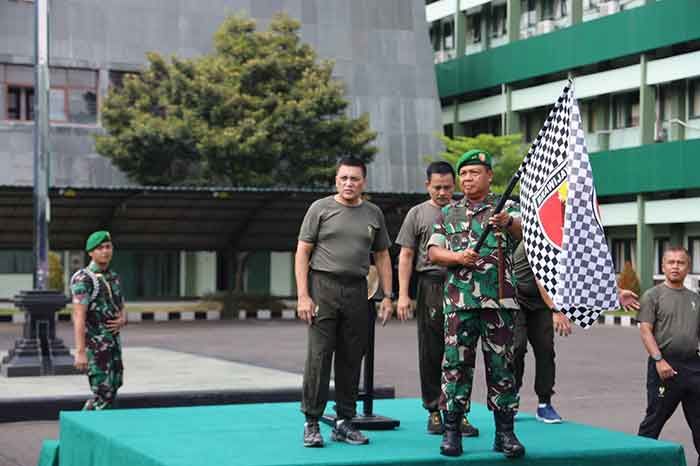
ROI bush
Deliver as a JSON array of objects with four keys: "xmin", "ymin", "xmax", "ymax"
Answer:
[
  {"xmin": 48, "ymin": 251, "xmax": 64, "ymax": 291},
  {"xmin": 617, "ymin": 261, "xmax": 641, "ymax": 298}
]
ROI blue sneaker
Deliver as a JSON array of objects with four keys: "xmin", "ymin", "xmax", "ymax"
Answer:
[{"xmin": 536, "ymin": 404, "xmax": 562, "ymax": 424}]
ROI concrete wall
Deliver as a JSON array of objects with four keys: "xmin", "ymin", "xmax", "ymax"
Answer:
[{"xmin": 0, "ymin": 0, "xmax": 443, "ymax": 192}]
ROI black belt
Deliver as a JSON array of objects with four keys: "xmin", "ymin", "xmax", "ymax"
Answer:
[
  {"xmin": 417, "ymin": 271, "xmax": 445, "ymax": 282},
  {"xmin": 310, "ymin": 269, "xmax": 365, "ymax": 285}
]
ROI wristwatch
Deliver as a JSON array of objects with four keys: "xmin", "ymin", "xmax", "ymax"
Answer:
[
  {"xmin": 383, "ymin": 292, "xmax": 395, "ymax": 300},
  {"xmin": 652, "ymin": 353, "xmax": 663, "ymax": 362}
]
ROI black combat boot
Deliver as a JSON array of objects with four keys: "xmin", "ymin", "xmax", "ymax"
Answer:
[
  {"xmin": 493, "ymin": 410, "xmax": 525, "ymax": 458},
  {"xmin": 440, "ymin": 411, "xmax": 463, "ymax": 457}
]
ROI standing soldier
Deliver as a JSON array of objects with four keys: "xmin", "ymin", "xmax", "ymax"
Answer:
[
  {"xmin": 395, "ymin": 161, "xmax": 479, "ymax": 437},
  {"xmin": 296, "ymin": 156, "xmax": 394, "ymax": 448},
  {"xmin": 427, "ymin": 149, "xmax": 525, "ymax": 458},
  {"xmin": 71, "ymin": 231, "xmax": 126, "ymax": 410}
]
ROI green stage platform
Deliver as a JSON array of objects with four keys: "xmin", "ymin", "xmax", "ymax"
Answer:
[{"xmin": 45, "ymin": 398, "xmax": 686, "ymax": 466}]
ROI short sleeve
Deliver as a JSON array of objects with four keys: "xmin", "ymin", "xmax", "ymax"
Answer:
[
  {"xmin": 395, "ymin": 207, "xmax": 417, "ymax": 248},
  {"xmin": 372, "ymin": 209, "xmax": 391, "ymax": 252},
  {"xmin": 505, "ymin": 199, "xmax": 521, "ymax": 218},
  {"xmin": 298, "ymin": 200, "xmax": 322, "ymax": 244},
  {"xmin": 637, "ymin": 289, "xmax": 657, "ymax": 325},
  {"xmin": 70, "ymin": 272, "xmax": 92, "ymax": 306},
  {"xmin": 427, "ymin": 207, "xmax": 448, "ymax": 250}
]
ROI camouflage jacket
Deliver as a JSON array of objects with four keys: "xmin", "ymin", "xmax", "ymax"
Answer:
[
  {"xmin": 70, "ymin": 261, "xmax": 124, "ymax": 342},
  {"xmin": 427, "ymin": 193, "xmax": 520, "ymax": 312}
]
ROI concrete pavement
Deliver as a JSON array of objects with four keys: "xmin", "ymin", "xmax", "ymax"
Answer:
[{"xmin": 0, "ymin": 320, "xmax": 695, "ymax": 466}]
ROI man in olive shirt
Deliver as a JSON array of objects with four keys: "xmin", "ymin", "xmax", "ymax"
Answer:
[
  {"xmin": 296, "ymin": 156, "xmax": 394, "ymax": 448},
  {"xmin": 396, "ymin": 161, "xmax": 479, "ymax": 437},
  {"xmin": 512, "ymin": 242, "xmax": 570, "ymax": 423},
  {"xmin": 638, "ymin": 247, "xmax": 700, "ymax": 465}
]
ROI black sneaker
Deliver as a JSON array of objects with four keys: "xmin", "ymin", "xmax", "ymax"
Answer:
[
  {"xmin": 427, "ymin": 411, "xmax": 444, "ymax": 434},
  {"xmin": 303, "ymin": 422, "xmax": 324, "ymax": 448},
  {"xmin": 461, "ymin": 416, "xmax": 480, "ymax": 437},
  {"xmin": 331, "ymin": 420, "xmax": 369, "ymax": 445}
]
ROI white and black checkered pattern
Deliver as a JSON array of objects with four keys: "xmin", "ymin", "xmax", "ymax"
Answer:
[{"xmin": 519, "ymin": 81, "xmax": 619, "ymax": 328}]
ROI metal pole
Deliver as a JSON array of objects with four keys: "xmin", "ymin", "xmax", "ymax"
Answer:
[{"xmin": 33, "ymin": 0, "xmax": 51, "ymax": 290}]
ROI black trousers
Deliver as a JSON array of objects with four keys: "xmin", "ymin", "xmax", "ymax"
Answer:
[
  {"xmin": 301, "ymin": 271, "xmax": 368, "ymax": 420},
  {"xmin": 638, "ymin": 356, "xmax": 700, "ymax": 460},
  {"xmin": 512, "ymin": 306, "xmax": 555, "ymax": 404},
  {"xmin": 415, "ymin": 273, "xmax": 446, "ymax": 412}
]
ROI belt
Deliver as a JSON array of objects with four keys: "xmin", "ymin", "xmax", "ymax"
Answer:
[
  {"xmin": 417, "ymin": 271, "xmax": 445, "ymax": 282},
  {"xmin": 310, "ymin": 269, "xmax": 365, "ymax": 285}
]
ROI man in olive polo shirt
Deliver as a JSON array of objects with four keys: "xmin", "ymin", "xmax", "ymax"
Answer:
[
  {"xmin": 396, "ymin": 161, "xmax": 479, "ymax": 437},
  {"xmin": 637, "ymin": 247, "xmax": 700, "ymax": 465},
  {"xmin": 295, "ymin": 156, "xmax": 394, "ymax": 448}
]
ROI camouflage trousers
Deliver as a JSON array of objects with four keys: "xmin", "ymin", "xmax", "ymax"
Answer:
[
  {"xmin": 84, "ymin": 335, "xmax": 123, "ymax": 411},
  {"xmin": 440, "ymin": 308, "xmax": 519, "ymax": 414}
]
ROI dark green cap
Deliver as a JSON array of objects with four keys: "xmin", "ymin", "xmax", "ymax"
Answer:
[
  {"xmin": 456, "ymin": 149, "xmax": 493, "ymax": 173},
  {"xmin": 85, "ymin": 230, "xmax": 112, "ymax": 252}
]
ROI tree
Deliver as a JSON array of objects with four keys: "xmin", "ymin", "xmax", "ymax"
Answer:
[
  {"xmin": 617, "ymin": 261, "xmax": 641, "ymax": 300},
  {"xmin": 436, "ymin": 133, "xmax": 527, "ymax": 193},
  {"xmin": 96, "ymin": 13, "xmax": 377, "ymax": 187},
  {"xmin": 48, "ymin": 251, "xmax": 64, "ymax": 292}
]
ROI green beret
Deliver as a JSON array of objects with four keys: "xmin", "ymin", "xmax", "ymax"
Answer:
[
  {"xmin": 85, "ymin": 230, "xmax": 112, "ymax": 252},
  {"xmin": 456, "ymin": 149, "xmax": 493, "ymax": 173}
]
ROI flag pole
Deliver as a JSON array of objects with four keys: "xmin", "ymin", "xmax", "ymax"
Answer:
[{"xmin": 472, "ymin": 166, "xmax": 522, "ymax": 253}]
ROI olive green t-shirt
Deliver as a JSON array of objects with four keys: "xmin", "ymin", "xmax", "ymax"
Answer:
[
  {"xmin": 395, "ymin": 200, "xmax": 444, "ymax": 275},
  {"xmin": 637, "ymin": 284, "xmax": 700, "ymax": 360},
  {"xmin": 513, "ymin": 242, "xmax": 549, "ymax": 311},
  {"xmin": 298, "ymin": 195, "xmax": 391, "ymax": 278}
]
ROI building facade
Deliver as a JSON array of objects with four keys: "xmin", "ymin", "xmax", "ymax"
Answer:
[
  {"xmin": 0, "ymin": 0, "xmax": 443, "ymax": 299},
  {"xmin": 426, "ymin": 0, "xmax": 700, "ymax": 291}
]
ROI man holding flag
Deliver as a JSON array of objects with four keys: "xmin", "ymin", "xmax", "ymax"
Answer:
[{"xmin": 428, "ymin": 149, "xmax": 525, "ymax": 458}]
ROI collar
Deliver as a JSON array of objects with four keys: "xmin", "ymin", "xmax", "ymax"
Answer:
[
  {"xmin": 87, "ymin": 261, "xmax": 109, "ymax": 274},
  {"xmin": 459, "ymin": 192, "xmax": 498, "ymax": 215}
]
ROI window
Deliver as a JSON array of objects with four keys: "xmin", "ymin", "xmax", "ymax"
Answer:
[
  {"xmin": 585, "ymin": 100, "xmax": 597, "ymax": 133},
  {"xmin": 442, "ymin": 18, "xmax": 454, "ymax": 50},
  {"xmin": 612, "ymin": 239, "xmax": 636, "ymax": 273},
  {"xmin": 690, "ymin": 79, "xmax": 700, "ymax": 119},
  {"xmin": 654, "ymin": 238, "xmax": 670, "ymax": 274},
  {"xmin": 491, "ymin": 5, "xmax": 507, "ymax": 38},
  {"xmin": 6, "ymin": 86, "xmax": 34, "ymax": 121},
  {"xmin": 521, "ymin": 0, "xmax": 537, "ymax": 27},
  {"xmin": 558, "ymin": 0, "xmax": 568, "ymax": 18},
  {"xmin": 467, "ymin": 13, "xmax": 482, "ymax": 44},
  {"xmin": 1, "ymin": 64, "xmax": 98, "ymax": 123},
  {"xmin": 0, "ymin": 250, "xmax": 33, "ymax": 274},
  {"xmin": 689, "ymin": 237, "xmax": 700, "ymax": 274},
  {"xmin": 541, "ymin": 0, "xmax": 555, "ymax": 20},
  {"xmin": 613, "ymin": 92, "xmax": 640, "ymax": 129}
]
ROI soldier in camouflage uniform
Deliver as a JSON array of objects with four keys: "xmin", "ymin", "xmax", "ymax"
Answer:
[
  {"xmin": 71, "ymin": 230, "xmax": 126, "ymax": 410},
  {"xmin": 427, "ymin": 150, "xmax": 525, "ymax": 458}
]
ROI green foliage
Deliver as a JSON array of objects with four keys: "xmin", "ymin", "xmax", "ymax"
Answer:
[
  {"xmin": 437, "ymin": 133, "xmax": 526, "ymax": 193},
  {"xmin": 48, "ymin": 251, "xmax": 64, "ymax": 291},
  {"xmin": 96, "ymin": 13, "xmax": 377, "ymax": 187},
  {"xmin": 617, "ymin": 261, "xmax": 641, "ymax": 298}
]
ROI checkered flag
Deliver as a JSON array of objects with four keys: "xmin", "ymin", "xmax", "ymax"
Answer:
[{"xmin": 519, "ymin": 81, "xmax": 619, "ymax": 328}]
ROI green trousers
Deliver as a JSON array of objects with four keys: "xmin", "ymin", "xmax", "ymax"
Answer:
[
  {"xmin": 301, "ymin": 271, "xmax": 368, "ymax": 420},
  {"xmin": 441, "ymin": 308, "xmax": 519, "ymax": 414}
]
